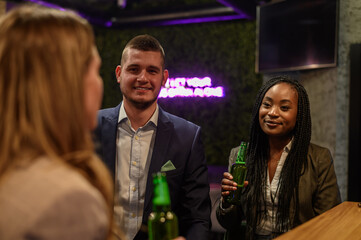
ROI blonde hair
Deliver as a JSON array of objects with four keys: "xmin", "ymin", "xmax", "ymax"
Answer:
[{"xmin": 0, "ymin": 4, "xmax": 118, "ymax": 239}]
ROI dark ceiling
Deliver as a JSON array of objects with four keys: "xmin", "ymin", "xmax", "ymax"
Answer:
[{"xmin": 10, "ymin": 0, "xmax": 259, "ymax": 28}]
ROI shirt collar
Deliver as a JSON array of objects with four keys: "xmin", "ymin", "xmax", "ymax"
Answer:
[
  {"xmin": 284, "ymin": 138, "xmax": 293, "ymax": 153},
  {"xmin": 118, "ymin": 102, "xmax": 159, "ymax": 128}
]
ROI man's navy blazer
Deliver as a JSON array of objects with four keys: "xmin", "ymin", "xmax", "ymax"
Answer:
[{"xmin": 94, "ymin": 103, "xmax": 211, "ymax": 240}]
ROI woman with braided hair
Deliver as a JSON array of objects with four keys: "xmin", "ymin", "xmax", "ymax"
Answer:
[{"xmin": 217, "ymin": 76, "xmax": 340, "ymax": 240}]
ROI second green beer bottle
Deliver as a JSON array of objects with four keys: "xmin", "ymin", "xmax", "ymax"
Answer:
[
  {"xmin": 148, "ymin": 172, "xmax": 179, "ymax": 240},
  {"xmin": 225, "ymin": 141, "xmax": 248, "ymax": 206}
]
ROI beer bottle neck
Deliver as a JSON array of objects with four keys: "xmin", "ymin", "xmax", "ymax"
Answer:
[
  {"xmin": 153, "ymin": 204, "xmax": 171, "ymax": 212},
  {"xmin": 152, "ymin": 173, "xmax": 172, "ymax": 211},
  {"xmin": 236, "ymin": 141, "xmax": 248, "ymax": 164}
]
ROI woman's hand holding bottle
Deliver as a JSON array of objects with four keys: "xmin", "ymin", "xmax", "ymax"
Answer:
[{"xmin": 221, "ymin": 172, "xmax": 248, "ymax": 207}]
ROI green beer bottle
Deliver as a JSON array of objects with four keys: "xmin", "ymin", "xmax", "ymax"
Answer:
[
  {"xmin": 148, "ymin": 172, "xmax": 179, "ymax": 240},
  {"xmin": 226, "ymin": 141, "xmax": 248, "ymax": 205}
]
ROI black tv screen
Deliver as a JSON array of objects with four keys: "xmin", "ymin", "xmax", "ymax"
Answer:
[{"xmin": 256, "ymin": 0, "xmax": 338, "ymax": 73}]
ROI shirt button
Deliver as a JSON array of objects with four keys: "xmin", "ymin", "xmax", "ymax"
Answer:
[
  {"xmin": 132, "ymin": 213, "xmax": 136, "ymax": 218},
  {"xmin": 135, "ymin": 136, "xmax": 139, "ymax": 140},
  {"xmin": 132, "ymin": 186, "xmax": 136, "ymax": 192},
  {"xmin": 132, "ymin": 161, "xmax": 137, "ymax": 166}
]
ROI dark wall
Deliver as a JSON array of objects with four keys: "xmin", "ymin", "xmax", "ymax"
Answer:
[
  {"xmin": 94, "ymin": 20, "xmax": 263, "ymax": 165},
  {"xmin": 348, "ymin": 43, "xmax": 361, "ymax": 201}
]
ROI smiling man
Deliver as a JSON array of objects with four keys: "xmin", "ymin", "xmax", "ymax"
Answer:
[{"xmin": 94, "ymin": 35, "xmax": 211, "ymax": 240}]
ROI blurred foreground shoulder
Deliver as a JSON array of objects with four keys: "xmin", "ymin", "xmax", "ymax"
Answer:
[{"xmin": 0, "ymin": 157, "xmax": 109, "ymax": 240}]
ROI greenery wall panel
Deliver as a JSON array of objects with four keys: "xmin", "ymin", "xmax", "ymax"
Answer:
[{"xmin": 94, "ymin": 20, "xmax": 263, "ymax": 166}]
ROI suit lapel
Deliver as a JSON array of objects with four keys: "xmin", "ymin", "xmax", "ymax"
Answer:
[{"xmin": 143, "ymin": 108, "xmax": 173, "ymax": 221}]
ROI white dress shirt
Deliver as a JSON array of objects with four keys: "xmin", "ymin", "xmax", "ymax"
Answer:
[
  {"xmin": 256, "ymin": 140, "xmax": 293, "ymax": 235},
  {"xmin": 114, "ymin": 103, "xmax": 158, "ymax": 240}
]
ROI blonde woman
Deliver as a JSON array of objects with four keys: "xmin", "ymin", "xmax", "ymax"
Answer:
[{"xmin": 0, "ymin": 5, "xmax": 120, "ymax": 240}]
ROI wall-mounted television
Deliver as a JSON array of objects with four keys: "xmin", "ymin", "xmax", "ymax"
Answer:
[{"xmin": 256, "ymin": 0, "xmax": 338, "ymax": 73}]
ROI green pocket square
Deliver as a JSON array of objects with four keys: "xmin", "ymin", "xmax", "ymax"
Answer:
[{"xmin": 161, "ymin": 160, "xmax": 176, "ymax": 172}]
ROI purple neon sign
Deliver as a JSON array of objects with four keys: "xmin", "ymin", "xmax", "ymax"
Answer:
[{"xmin": 159, "ymin": 77, "xmax": 224, "ymax": 98}]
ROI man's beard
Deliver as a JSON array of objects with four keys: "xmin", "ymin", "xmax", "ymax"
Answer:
[{"xmin": 126, "ymin": 95, "xmax": 158, "ymax": 110}]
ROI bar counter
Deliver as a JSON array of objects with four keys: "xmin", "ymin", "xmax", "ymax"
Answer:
[{"xmin": 274, "ymin": 201, "xmax": 361, "ymax": 240}]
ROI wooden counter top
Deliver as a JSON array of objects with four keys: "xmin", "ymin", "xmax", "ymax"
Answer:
[{"xmin": 275, "ymin": 201, "xmax": 361, "ymax": 240}]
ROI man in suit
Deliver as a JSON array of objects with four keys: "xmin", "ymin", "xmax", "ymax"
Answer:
[{"xmin": 95, "ymin": 34, "xmax": 211, "ymax": 240}]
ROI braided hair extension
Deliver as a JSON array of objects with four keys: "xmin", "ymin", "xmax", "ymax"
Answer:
[{"xmin": 245, "ymin": 76, "xmax": 311, "ymax": 236}]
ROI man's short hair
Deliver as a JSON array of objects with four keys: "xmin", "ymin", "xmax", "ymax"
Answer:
[{"xmin": 121, "ymin": 34, "xmax": 165, "ymax": 68}]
